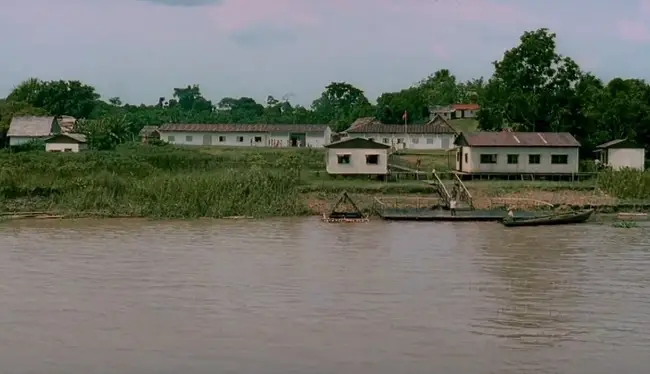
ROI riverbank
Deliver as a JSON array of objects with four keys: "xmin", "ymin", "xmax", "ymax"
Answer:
[{"xmin": 1, "ymin": 144, "xmax": 648, "ymax": 219}]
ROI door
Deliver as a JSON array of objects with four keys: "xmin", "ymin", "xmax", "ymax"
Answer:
[
  {"xmin": 441, "ymin": 136, "xmax": 450, "ymax": 149},
  {"xmin": 202, "ymin": 134, "xmax": 212, "ymax": 145}
]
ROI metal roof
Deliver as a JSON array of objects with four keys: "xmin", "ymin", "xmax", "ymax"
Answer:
[
  {"xmin": 456, "ymin": 131, "xmax": 580, "ymax": 147},
  {"xmin": 158, "ymin": 123, "xmax": 330, "ymax": 133},
  {"xmin": 7, "ymin": 116, "xmax": 57, "ymax": 137}
]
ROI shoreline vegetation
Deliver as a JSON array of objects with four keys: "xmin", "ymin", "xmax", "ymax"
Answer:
[{"xmin": 1, "ymin": 144, "xmax": 649, "ymax": 220}]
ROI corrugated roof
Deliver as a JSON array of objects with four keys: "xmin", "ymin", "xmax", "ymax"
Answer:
[
  {"xmin": 7, "ymin": 116, "xmax": 57, "ymax": 137},
  {"xmin": 325, "ymin": 137, "xmax": 391, "ymax": 149},
  {"xmin": 451, "ymin": 103, "xmax": 480, "ymax": 111},
  {"xmin": 345, "ymin": 115, "xmax": 457, "ymax": 134},
  {"xmin": 596, "ymin": 138, "xmax": 641, "ymax": 149},
  {"xmin": 158, "ymin": 123, "xmax": 330, "ymax": 133},
  {"xmin": 45, "ymin": 133, "xmax": 87, "ymax": 143},
  {"xmin": 457, "ymin": 132, "xmax": 580, "ymax": 147}
]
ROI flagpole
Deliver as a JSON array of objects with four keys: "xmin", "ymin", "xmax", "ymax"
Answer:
[{"xmin": 403, "ymin": 111, "xmax": 409, "ymax": 149}]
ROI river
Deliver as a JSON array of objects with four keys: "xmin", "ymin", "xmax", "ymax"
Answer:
[{"xmin": 1, "ymin": 218, "xmax": 649, "ymax": 374}]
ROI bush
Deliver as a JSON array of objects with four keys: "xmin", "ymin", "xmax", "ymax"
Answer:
[{"xmin": 598, "ymin": 169, "xmax": 650, "ymax": 199}]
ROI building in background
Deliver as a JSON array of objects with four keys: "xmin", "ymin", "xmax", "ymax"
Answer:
[
  {"xmin": 430, "ymin": 104, "xmax": 480, "ymax": 121},
  {"xmin": 343, "ymin": 115, "xmax": 457, "ymax": 150},
  {"xmin": 454, "ymin": 131, "xmax": 581, "ymax": 176},
  {"xmin": 157, "ymin": 123, "xmax": 331, "ymax": 148},
  {"xmin": 595, "ymin": 139, "xmax": 646, "ymax": 170},
  {"xmin": 7, "ymin": 116, "xmax": 60, "ymax": 146},
  {"xmin": 324, "ymin": 137, "xmax": 391, "ymax": 176},
  {"xmin": 44, "ymin": 133, "xmax": 87, "ymax": 152}
]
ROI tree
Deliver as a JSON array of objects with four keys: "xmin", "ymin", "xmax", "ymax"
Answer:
[
  {"xmin": 7, "ymin": 78, "xmax": 100, "ymax": 119},
  {"xmin": 311, "ymin": 82, "xmax": 373, "ymax": 131},
  {"xmin": 477, "ymin": 28, "xmax": 582, "ymax": 132},
  {"xmin": 74, "ymin": 115, "xmax": 133, "ymax": 150}
]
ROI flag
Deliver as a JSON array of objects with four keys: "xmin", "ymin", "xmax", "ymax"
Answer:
[{"xmin": 402, "ymin": 111, "xmax": 408, "ymax": 122}]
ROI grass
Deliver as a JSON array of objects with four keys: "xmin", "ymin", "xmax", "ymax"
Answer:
[
  {"xmin": 0, "ymin": 144, "xmax": 309, "ymax": 218},
  {"xmin": 0, "ymin": 143, "xmax": 648, "ymax": 218},
  {"xmin": 597, "ymin": 169, "xmax": 650, "ymax": 199},
  {"xmin": 449, "ymin": 119, "xmax": 479, "ymax": 133}
]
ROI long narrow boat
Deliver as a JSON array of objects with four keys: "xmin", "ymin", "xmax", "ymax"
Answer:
[{"xmin": 501, "ymin": 209, "xmax": 594, "ymax": 227}]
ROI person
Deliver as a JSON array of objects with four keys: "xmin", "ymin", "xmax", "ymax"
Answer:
[
  {"xmin": 507, "ymin": 207, "xmax": 514, "ymax": 218},
  {"xmin": 450, "ymin": 198, "xmax": 457, "ymax": 216}
]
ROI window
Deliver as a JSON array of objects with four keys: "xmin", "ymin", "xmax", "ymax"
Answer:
[
  {"xmin": 167, "ymin": 136, "xmax": 175, "ymax": 142},
  {"xmin": 64, "ymin": 148, "xmax": 72, "ymax": 152},
  {"xmin": 337, "ymin": 154, "xmax": 351, "ymax": 164},
  {"xmin": 529, "ymin": 154, "xmax": 540, "ymax": 164},
  {"xmin": 507, "ymin": 154, "xmax": 519, "ymax": 164},
  {"xmin": 382, "ymin": 138, "xmax": 389, "ymax": 144},
  {"xmin": 551, "ymin": 154, "xmax": 568, "ymax": 164},
  {"xmin": 237, "ymin": 136, "xmax": 244, "ymax": 142},
  {"xmin": 366, "ymin": 154, "xmax": 379, "ymax": 164},
  {"xmin": 254, "ymin": 137, "xmax": 262, "ymax": 143},
  {"xmin": 397, "ymin": 138, "xmax": 404, "ymax": 144},
  {"xmin": 411, "ymin": 137, "xmax": 419, "ymax": 144},
  {"xmin": 464, "ymin": 153, "xmax": 468, "ymax": 163},
  {"xmin": 480, "ymin": 154, "xmax": 497, "ymax": 164},
  {"xmin": 185, "ymin": 135, "xmax": 192, "ymax": 142},
  {"xmin": 426, "ymin": 138, "xmax": 434, "ymax": 144},
  {"xmin": 219, "ymin": 136, "xmax": 226, "ymax": 142}
]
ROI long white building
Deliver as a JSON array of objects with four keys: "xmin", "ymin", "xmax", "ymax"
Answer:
[
  {"xmin": 342, "ymin": 115, "xmax": 458, "ymax": 150},
  {"xmin": 157, "ymin": 123, "xmax": 332, "ymax": 148}
]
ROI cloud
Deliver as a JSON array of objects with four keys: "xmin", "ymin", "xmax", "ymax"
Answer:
[
  {"xmin": 137, "ymin": 0, "xmax": 221, "ymax": 6},
  {"xmin": 229, "ymin": 25, "xmax": 298, "ymax": 46},
  {"xmin": 617, "ymin": 20, "xmax": 650, "ymax": 43},
  {"xmin": 1, "ymin": 0, "xmax": 650, "ymax": 106}
]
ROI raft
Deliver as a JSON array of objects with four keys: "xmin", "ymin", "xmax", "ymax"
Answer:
[
  {"xmin": 322, "ymin": 191, "xmax": 369, "ymax": 223},
  {"xmin": 501, "ymin": 209, "xmax": 594, "ymax": 227}
]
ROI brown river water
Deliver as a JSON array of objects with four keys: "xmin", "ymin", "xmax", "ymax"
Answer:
[{"xmin": 1, "ymin": 218, "xmax": 649, "ymax": 374}]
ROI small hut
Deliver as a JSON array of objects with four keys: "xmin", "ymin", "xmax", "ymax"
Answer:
[
  {"xmin": 595, "ymin": 139, "xmax": 645, "ymax": 170},
  {"xmin": 139, "ymin": 126, "xmax": 160, "ymax": 143}
]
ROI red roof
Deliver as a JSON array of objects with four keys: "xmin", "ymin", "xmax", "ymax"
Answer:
[
  {"xmin": 456, "ymin": 132, "xmax": 580, "ymax": 147},
  {"xmin": 451, "ymin": 104, "xmax": 480, "ymax": 111},
  {"xmin": 158, "ymin": 123, "xmax": 329, "ymax": 133}
]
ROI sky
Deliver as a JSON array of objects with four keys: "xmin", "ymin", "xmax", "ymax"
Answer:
[{"xmin": 1, "ymin": 0, "xmax": 650, "ymax": 106}]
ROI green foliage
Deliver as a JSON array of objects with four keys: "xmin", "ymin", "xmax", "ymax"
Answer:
[
  {"xmin": 598, "ymin": 169, "xmax": 650, "ymax": 200},
  {"xmin": 612, "ymin": 221, "xmax": 638, "ymax": 228},
  {"xmin": 0, "ymin": 145, "xmax": 309, "ymax": 217},
  {"xmin": 0, "ymin": 27, "xmax": 649, "ymax": 156}
]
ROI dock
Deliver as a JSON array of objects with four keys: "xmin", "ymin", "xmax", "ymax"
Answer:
[{"xmin": 377, "ymin": 208, "xmax": 543, "ymax": 221}]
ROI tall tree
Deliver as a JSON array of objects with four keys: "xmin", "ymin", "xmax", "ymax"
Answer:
[
  {"xmin": 477, "ymin": 28, "xmax": 582, "ymax": 132},
  {"xmin": 311, "ymin": 82, "xmax": 372, "ymax": 131}
]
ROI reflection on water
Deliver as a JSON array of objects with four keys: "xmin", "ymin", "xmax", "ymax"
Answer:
[{"xmin": 1, "ymin": 218, "xmax": 649, "ymax": 374}]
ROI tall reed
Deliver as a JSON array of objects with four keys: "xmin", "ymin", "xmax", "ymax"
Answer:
[
  {"xmin": 597, "ymin": 169, "xmax": 650, "ymax": 200},
  {"xmin": 0, "ymin": 144, "xmax": 310, "ymax": 217}
]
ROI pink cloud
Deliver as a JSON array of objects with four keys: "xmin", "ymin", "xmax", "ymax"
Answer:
[
  {"xmin": 206, "ymin": 0, "xmax": 319, "ymax": 32},
  {"xmin": 617, "ymin": 20, "xmax": 650, "ymax": 43},
  {"xmin": 641, "ymin": 0, "xmax": 650, "ymax": 15}
]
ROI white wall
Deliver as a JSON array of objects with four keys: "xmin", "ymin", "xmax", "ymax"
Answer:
[
  {"xmin": 326, "ymin": 148, "xmax": 388, "ymax": 175},
  {"xmin": 607, "ymin": 148, "xmax": 645, "ymax": 170},
  {"xmin": 45, "ymin": 142, "xmax": 87, "ymax": 152},
  {"xmin": 456, "ymin": 146, "xmax": 579, "ymax": 174},
  {"xmin": 346, "ymin": 133, "xmax": 455, "ymax": 150},
  {"xmin": 9, "ymin": 136, "xmax": 49, "ymax": 146},
  {"xmin": 159, "ymin": 130, "xmax": 329, "ymax": 148}
]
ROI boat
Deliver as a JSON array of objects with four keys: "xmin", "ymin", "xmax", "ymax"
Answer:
[{"xmin": 501, "ymin": 209, "xmax": 594, "ymax": 227}]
